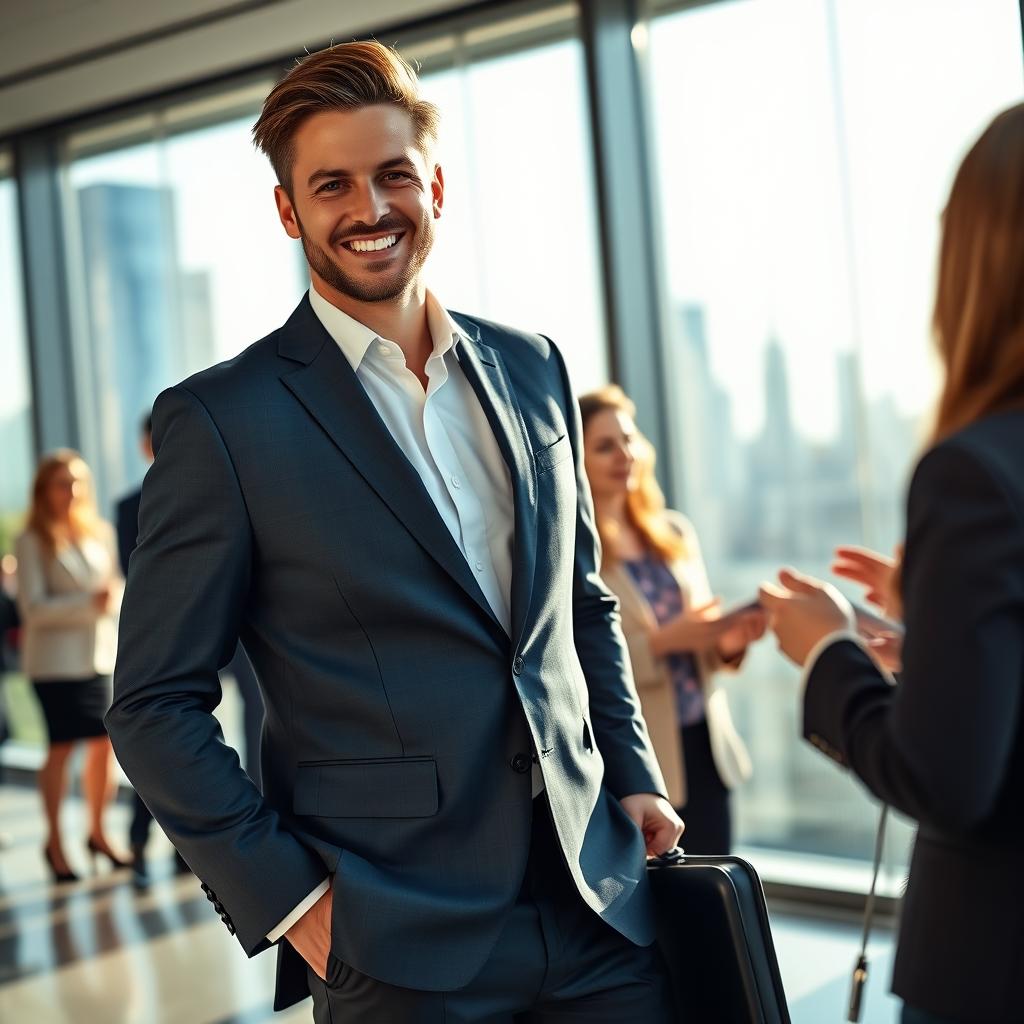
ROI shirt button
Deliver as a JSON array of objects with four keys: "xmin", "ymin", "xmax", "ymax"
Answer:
[
  {"xmin": 475, "ymin": 560, "xmax": 484, "ymax": 572},
  {"xmin": 510, "ymin": 753, "xmax": 531, "ymax": 774},
  {"xmin": 513, "ymin": 656, "xmax": 524, "ymax": 675},
  {"xmin": 451, "ymin": 475, "xmax": 462, "ymax": 489}
]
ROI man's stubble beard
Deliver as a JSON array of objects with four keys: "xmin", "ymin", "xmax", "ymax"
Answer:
[{"xmin": 296, "ymin": 212, "xmax": 434, "ymax": 304}]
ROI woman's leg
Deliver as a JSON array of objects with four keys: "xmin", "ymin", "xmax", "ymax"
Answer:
[
  {"xmin": 83, "ymin": 736, "xmax": 117, "ymax": 847},
  {"xmin": 39, "ymin": 740, "xmax": 75, "ymax": 870}
]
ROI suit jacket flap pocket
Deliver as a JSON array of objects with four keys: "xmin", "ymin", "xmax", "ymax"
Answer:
[
  {"xmin": 533, "ymin": 435, "xmax": 570, "ymax": 474},
  {"xmin": 294, "ymin": 757, "xmax": 438, "ymax": 818}
]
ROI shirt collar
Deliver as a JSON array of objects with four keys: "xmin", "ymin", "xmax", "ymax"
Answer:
[{"xmin": 308, "ymin": 285, "xmax": 468, "ymax": 372}]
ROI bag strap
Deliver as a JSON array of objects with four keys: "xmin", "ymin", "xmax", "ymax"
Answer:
[{"xmin": 847, "ymin": 804, "xmax": 888, "ymax": 1022}]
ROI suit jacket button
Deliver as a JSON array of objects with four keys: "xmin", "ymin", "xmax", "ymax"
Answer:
[
  {"xmin": 512, "ymin": 656, "xmax": 524, "ymax": 676},
  {"xmin": 510, "ymin": 753, "xmax": 531, "ymax": 774}
]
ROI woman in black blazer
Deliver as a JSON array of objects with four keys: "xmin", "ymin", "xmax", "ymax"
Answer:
[{"xmin": 761, "ymin": 103, "xmax": 1024, "ymax": 1024}]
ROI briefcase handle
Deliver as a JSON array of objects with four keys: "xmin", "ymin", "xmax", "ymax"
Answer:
[{"xmin": 648, "ymin": 846, "xmax": 686, "ymax": 867}]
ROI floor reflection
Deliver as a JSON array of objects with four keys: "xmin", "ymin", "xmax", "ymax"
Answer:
[{"xmin": 0, "ymin": 777, "xmax": 897, "ymax": 1023}]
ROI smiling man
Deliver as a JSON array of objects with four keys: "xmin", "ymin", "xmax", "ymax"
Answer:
[{"xmin": 107, "ymin": 42, "xmax": 680, "ymax": 1022}]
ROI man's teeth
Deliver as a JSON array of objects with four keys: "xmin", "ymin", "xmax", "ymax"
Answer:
[{"xmin": 348, "ymin": 234, "xmax": 398, "ymax": 253}]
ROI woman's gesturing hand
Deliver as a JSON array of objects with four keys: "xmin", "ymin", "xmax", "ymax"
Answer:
[
  {"xmin": 759, "ymin": 568, "xmax": 856, "ymax": 667},
  {"xmin": 716, "ymin": 607, "xmax": 769, "ymax": 663},
  {"xmin": 648, "ymin": 598, "xmax": 729, "ymax": 657},
  {"xmin": 831, "ymin": 545, "xmax": 901, "ymax": 617}
]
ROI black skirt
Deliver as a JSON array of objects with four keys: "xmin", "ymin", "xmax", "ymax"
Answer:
[{"xmin": 32, "ymin": 676, "xmax": 111, "ymax": 744}]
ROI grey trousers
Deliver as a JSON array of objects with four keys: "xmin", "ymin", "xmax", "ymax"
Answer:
[{"xmin": 307, "ymin": 804, "xmax": 674, "ymax": 1023}]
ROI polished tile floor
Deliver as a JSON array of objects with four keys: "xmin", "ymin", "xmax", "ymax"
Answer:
[{"xmin": 0, "ymin": 780, "xmax": 900, "ymax": 1023}]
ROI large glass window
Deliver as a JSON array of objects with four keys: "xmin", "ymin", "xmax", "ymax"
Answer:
[
  {"xmin": 0, "ymin": 151, "xmax": 42, "ymax": 749},
  {"xmin": 413, "ymin": 6, "xmax": 610, "ymax": 390},
  {"xmin": 0, "ymin": 154, "xmax": 34, "ymax": 555},
  {"xmin": 62, "ymin": 81, "xmax": 308, "ymax": 511},
  {"xmin": 645, "ymin": 0, "xmax": 1024, "ymax": 877}
]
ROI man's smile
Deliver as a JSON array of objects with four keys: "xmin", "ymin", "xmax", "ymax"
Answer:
[{"xmin": 338, "ymin": 230, "xmax": 407, "ymax": 257}]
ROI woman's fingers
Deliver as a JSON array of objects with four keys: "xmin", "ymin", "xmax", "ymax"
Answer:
[
  {"xmin": 689, "ymin": 597, "xmax": 722, "ymax": 620},
  {"xmin": 834, "ymin": 545, "xmax": 895, "ymax": 568},
  {"xmin": 778, "ymin": 567, "xmax": 821, "ymax": 594},
  {"xmin": 832, "ymin": 561, "xmax": 874, "ymax": 583}
]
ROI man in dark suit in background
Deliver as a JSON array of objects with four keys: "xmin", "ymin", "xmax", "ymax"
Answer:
[
  {"xmin": 115, "ymin": 413, "xmax": 264, "ymax": 887},
  {"xmin": 107, "ymin": 41, "xmax": 682, "ymax": 1020}
]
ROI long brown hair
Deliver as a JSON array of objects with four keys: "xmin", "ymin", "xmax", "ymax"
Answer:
[
  {"xmin": 26, "ymin": 449, "xmax": 104, "ymax": 558},
  {"xmin": 889, "ymin": 103, "xmax": 1024, "ymax": 613},
  {"xmin": 931, "ymin": 102, "xmax": 1024, "ymax": 441},
  {"xmin": 579, "ymin": 385, "xmax": 687, "ymax": 566}
]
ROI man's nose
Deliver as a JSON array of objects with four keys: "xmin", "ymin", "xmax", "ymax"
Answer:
[{"xmin": 350, "ymin": 181, "xmax": 389, "ymax": 227}]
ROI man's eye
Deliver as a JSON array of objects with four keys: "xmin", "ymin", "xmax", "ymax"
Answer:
[
  {"xmin": 318, "ymin": 181, "xmax": 340, "ymax": 193},
  {"xmin": 383, "ymin": 172, "xmax": 409, "ymax": 182}
]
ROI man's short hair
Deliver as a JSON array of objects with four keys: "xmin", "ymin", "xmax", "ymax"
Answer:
[{"xmin": 252, "ymin": 40, "xmax": 440, "ymax": 195}]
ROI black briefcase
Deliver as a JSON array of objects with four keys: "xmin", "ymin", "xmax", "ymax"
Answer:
[{"xmin": 648, "ymin": 850, "xmax": 791, "ymax": 1023}]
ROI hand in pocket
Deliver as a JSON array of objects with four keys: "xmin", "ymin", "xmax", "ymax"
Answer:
[{"xmin": 286, "ymin": 883, "xmax": 333, "ymax": 980}]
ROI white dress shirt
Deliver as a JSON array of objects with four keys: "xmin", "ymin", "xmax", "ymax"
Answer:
[{"xmin": 269, "ymin": 286, "xmax": 527, "ymax": 942}]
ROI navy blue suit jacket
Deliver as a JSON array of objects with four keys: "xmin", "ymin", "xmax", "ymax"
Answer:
[{"xmin": 107, "ymin": 296, "xmax": 666, "ymax": 1008}]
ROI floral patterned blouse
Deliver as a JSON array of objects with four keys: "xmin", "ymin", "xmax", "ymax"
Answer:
[{"xmin": 623, "ymin": 551, "xmax": 705, "ymax": 726}]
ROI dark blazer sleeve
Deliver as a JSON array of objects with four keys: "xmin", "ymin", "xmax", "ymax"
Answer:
[
  {"xmin": 105, "ymin": 385, "xmax": 327, "ymax": 955},
  {"xmin": 548, "ymin": 341, "xmax": 668, "ymax": 800},
  {"xmin": 803, "ymin": 440, "xmax": 1024, "ymax": 833}
]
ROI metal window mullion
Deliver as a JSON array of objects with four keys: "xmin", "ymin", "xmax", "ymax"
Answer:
[
  {"xmin": 14, "ymin": 133, "xmax": 78, "ymax": 458},
  {"xmin": 580, "ymin": 0, "xmax": 678, "ymax": 502}
]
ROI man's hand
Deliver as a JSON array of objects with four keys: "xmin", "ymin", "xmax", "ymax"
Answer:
[
  {"xmin": 620, "ymin": 793, "xmax": 684, "ymax": 857},
  {"xmin": 285, "ymin": 883, "xmax": 333, "ymax": 980},
  {"xmin": 759, "ymin": 567, "xmax": 855, "ymax": 667}
]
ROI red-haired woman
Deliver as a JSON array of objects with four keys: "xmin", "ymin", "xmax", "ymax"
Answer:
[
  {"xmin": 761, "ymin": 104, "xmax": 1024, "ymax": 1024},
  {"xmin": 580, "ymin": 386, "xmax": 766, "ymax": 854},
  {"xmin": 15, "ymin": 450, "xmax": 129, "ymax": 882}
]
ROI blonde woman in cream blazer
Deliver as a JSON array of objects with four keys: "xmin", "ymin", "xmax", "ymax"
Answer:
[
  {"xmin": 16, "ymin": 528, "xmax": 121, "ymax": 682},
  {"xmin": 581, "ymin": 387, "xmax": 766, "ymax": 853},
  {"xmin": 15, "ymin": 450, "xmax": 128, "ymax": 883}
]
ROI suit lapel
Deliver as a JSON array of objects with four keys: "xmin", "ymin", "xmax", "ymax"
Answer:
[
  {"xmin": 452, "ymin": 317, "xmax": 538, "ymax": 652},
  {"xmin": 278, "ymin": 299, "xmax": 503, "ymax": 635},
  {"xmin": 54, "ymin": 543, "xmax": 89, "ymax": 587}
]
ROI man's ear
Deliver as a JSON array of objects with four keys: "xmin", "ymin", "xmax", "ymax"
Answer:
[
  {"xmin": 274, "ymin": 184, "xmax": 302, "ymax": 240},
  {"xmin": 431, "ymin": 164, "xmax": 444, "ymax": 219}
]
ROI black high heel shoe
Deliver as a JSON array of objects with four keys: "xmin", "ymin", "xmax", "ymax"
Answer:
[
  {"xmin": 86, "ymin": 836, "xmax": 133, "ymax": 872},
  {"xmin": 43, "ymin": 845, "xmax": 79, "ymax": 884}
]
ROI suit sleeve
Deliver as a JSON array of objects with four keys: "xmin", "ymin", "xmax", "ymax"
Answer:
[
  {"xmin": 105, "ymin": 385, "xmax": 327, "ymax": 955},
  {"xmin": 15, "ymin": 532, "xmax": 100, "ymax": 628},
  {"xmin": 548, "ymin": 343, "xmax": 668, "ymax": 800},
  {"xmin": 803, "ymin": 441, "xmax": 1024, "ymax": 833}
]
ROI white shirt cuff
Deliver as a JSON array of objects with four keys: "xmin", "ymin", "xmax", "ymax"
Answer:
[
  {"xmin": 799, "ymin": 629, "xmax": 866, "ymax": 695},
  {"xmin": 267, "ymin": 878, "xmax": 330, "ymax": 943}
]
